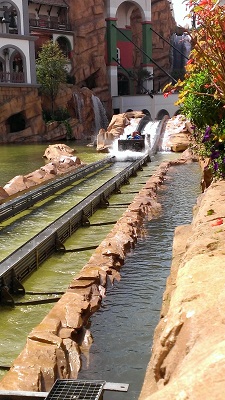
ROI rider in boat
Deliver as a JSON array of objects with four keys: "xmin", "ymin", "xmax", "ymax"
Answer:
[{"xmin": 127, "ymin": 131, "xmax": 141, "ymax": 140}]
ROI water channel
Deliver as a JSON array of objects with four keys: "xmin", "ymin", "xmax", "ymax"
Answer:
[
  {"xmin": 78, "ymin": 162, "xmax": 202, "ymax": 399},
  {"xmin": 0, "ymin": 142, "xmax": 202, "ymax": 399}
]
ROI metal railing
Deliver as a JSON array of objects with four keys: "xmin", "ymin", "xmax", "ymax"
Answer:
[
  {"xmin": 29, "ymin": 18, "xmax": 71, "ymax": 31},
  {"xmin": 0, "ymin": 154, "xmax": 150, "ymax": 305},
  {"xmin": 0, "ymin": 71, "xmax": 25, "ymax": 83},
  {"xmin": 0, "ymin": 157, "xmax": 115, "ymax": 223}
]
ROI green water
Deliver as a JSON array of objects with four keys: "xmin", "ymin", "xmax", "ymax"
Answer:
[
  {"xmin": 0, "ymin": 141, "xmax": 106, "ymax": 187},
  {"xmin": 0, "ymin": 147, "xmax": 180, "ymax": 380}
]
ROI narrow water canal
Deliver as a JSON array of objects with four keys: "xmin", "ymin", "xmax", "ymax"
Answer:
[
  {"xmin": 0, "ymin": 143, "xmax": 201, "ymax": 400},
  {"xmin": 78, "ymin": 162, "xmax": 202, "ymax": 400},
  {"xmin": 0, "ymin": 150, "xmax": 173, "ymax": 376}
]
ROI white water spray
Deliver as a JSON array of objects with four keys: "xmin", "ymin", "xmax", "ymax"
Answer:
[
  {"xmin": 109, "ymin": 118, "xmax": 161, "ymax": 161},
  {"xmin": 159, "ymin": 115, "xmax": 186, "ymax": 152}
]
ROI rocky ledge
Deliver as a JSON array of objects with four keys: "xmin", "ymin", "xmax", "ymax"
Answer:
[
  {"xmin": 0, "ymin": 144, "xmax": 84, "ymax": 200},
  {"xmin": 139, "ymin": 179, "xmax": 225, "ymax": 399}
]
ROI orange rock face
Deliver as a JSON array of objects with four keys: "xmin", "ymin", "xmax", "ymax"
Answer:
[
  {"xmin": 160, "ymin": 115, "xmax": 191, "ymax": 152},
  {"xmin": 139, "ymin": 180, "xmax": 225, "ymax": 400}
]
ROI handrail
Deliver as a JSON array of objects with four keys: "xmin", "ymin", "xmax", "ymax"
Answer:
[
  {"xmin": 0, "ymin": 155, "xmax": 150, "ymax": 305},
  {"xmin": 112, "ymin": 24, "xmax": 177, "ymax": 84},
  {"xmin": 149, "ymin": 26, "xmax": 189, "ymax": 60},
  {"xmin": 0, "ymin": 156, "xmax": 115, "ymax": 223}
]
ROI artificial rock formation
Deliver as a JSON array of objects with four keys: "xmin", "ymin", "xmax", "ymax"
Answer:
[
  {"xmin": 97, "ymin": 112, "xmax": 191, "ymax": 153},
  {"xmin": 96, "ymin": 110, "xmax": 145, "ymax": 152},
  {"xmin": 0, "ymin": 88, "xmax": 45, "ymax": 143},
  {"xmin": 67, "ymin": 0, "xmax": 110, "ymax": 111},
  {"xmin": 151, "ymin": 0, "xmax": 176, "ymax": 89},
  {"xmin": 139, "ymin": 180, "xmax": 225, "ymax": 399},
  {"xmin": 160, "ymin": 114, "xmax": 191, "ymax": 152},
  {"xmin": 0, "ymin": 151, "xmax": 196, "ymax": 392},
  {"xmin": 0, "ymin": 144, "xmax": 84, "ymax": 199}
]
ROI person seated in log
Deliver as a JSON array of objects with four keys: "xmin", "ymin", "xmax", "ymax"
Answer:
[{"xmin": 127, "ymin": 131, "xmax": 141, "ymax": 140}]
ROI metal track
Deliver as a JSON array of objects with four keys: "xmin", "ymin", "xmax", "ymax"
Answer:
[
  {"xmin": 0, "ymin": 156, "xmax": 115, "ymax": 223},
  {"xmin": 0, "ymin": 154, "xmax": 150, "ymax": 305}
]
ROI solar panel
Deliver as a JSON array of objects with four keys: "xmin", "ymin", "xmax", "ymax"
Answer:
[{"xmin": 45, "ymin": 380, "xmax": 106, "ymax": 400}]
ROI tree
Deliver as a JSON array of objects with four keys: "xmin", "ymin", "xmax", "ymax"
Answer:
[
  {"xmin": 36, "ymin": 41, "xmax": 68, "ymax": 115},
  {"xmin": 135, "ymin": 67, "xmax": 153, "ymax": 94}
]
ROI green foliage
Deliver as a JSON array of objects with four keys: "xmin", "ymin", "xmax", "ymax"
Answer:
[
  {"xmin": 42, "ymin": 108, "xmax": 70, "ymax": 123},
  {"xmin": 179, "ymin": 69, "xmax": 225, "ymax": 129},
  {"xmin": 163, "ymin": 0, "xmax": 225, "ymax": 180},
  {"xmin": 43, "ymin": 108, "xmax": 73, "ymax": 139},
  {"xmin": 63, "ymin": 119, "xmax": 73, "ymax": 139},
  {"xmin": 36, "ymin": 41, "xmax": 68, "ymax": 113},
  {"xmin": 135, "ymin": 67, "xmax": 152, "ymax": 94}
]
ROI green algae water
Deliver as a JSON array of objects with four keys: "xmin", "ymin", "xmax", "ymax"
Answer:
[
  {"xmin": 0, "ymin": 142, "xmax": 197, "ymax": 400},
  {"xmin": 0, "ymin": 141, "xmax": 106, "ymax": 187}
]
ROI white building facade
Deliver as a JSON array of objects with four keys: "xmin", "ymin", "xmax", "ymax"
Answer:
[{"xmin": 0, "ymin": 0, "xmax": 37, "ymax": 85}]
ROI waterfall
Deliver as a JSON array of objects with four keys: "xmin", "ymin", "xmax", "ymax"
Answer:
[
  {"xmin": 91, "ymin": 95, "xmax": 108, "ymax": 136},
  {"xmin": 73, "ymin": 92, "xmax": 84, "ymax": 123},
  {"xmin": 159, "ymin": 115, "xmax": 186, "ymax": 151},
  {"xmin": 171, "ymin": 32, "xmax": 191, "ymax": 70},
  {"xmin": 142, "ymin": 120, "xmax": 161, "ymax": 153}
]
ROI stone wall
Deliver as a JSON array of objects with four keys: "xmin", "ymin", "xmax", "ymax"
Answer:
[
  {"xmin": 0, "ymin": 85, "xmax": 98, "ymax": 143},
  {"xmin": 0, "ymin": 87, "xmax": 45, "ymax": 143}
]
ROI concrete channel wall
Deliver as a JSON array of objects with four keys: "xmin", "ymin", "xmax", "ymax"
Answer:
[{"xmin": 0, "ymin": 151, "xmax": 197, "ymax": 393}]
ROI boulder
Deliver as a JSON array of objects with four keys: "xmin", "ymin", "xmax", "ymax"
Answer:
[
  {"xmin": 3, "ymin": 175, "xmax": 31, "ymax": 196},
  {"xmin": 139, "ymin": 181, "xmax": 225, "ymax": 400},
  {"xmin": 43, "ymin": 144, "xmax": 76, "ymax": 160},
  {"xmin": 0, "ymin": 186, "xmax": 9, "ymax": 201},
  {"xmin": 161, "ymin": 115, "xmax": 191, "ymax": 152},
  {"xmin": 2, "ymin": 145, "xmax": 85, "ymax": 198}
]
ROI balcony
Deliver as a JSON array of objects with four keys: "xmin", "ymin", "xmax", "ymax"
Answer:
[
  {"xmin": 0, "ymin": 71, "xmax": 25, "ymax": 83},
  {"xmin": 29, "ymin": 18, "xmax": 71, "ymax": 32}
]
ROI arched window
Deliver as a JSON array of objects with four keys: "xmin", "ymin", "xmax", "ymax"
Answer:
[
  {"xmin": 11, "ymin": 51, "xmax": 24, "ymax": 82},
  {"xmin": 56, "ymin": 36, "xmax": 71, "ymax": 59},
  {"xmin": 0, "ymin": 1, "xmax": 18, "ymax": 34}
]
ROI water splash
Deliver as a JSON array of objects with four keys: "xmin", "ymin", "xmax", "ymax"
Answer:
[
  {"xmin": 109, "ymin": 118, "xmax": 161, "ymax": 161},
  {"xmin": 159, "ymin": 115, "xmax": 186, "ymax": 152}
]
